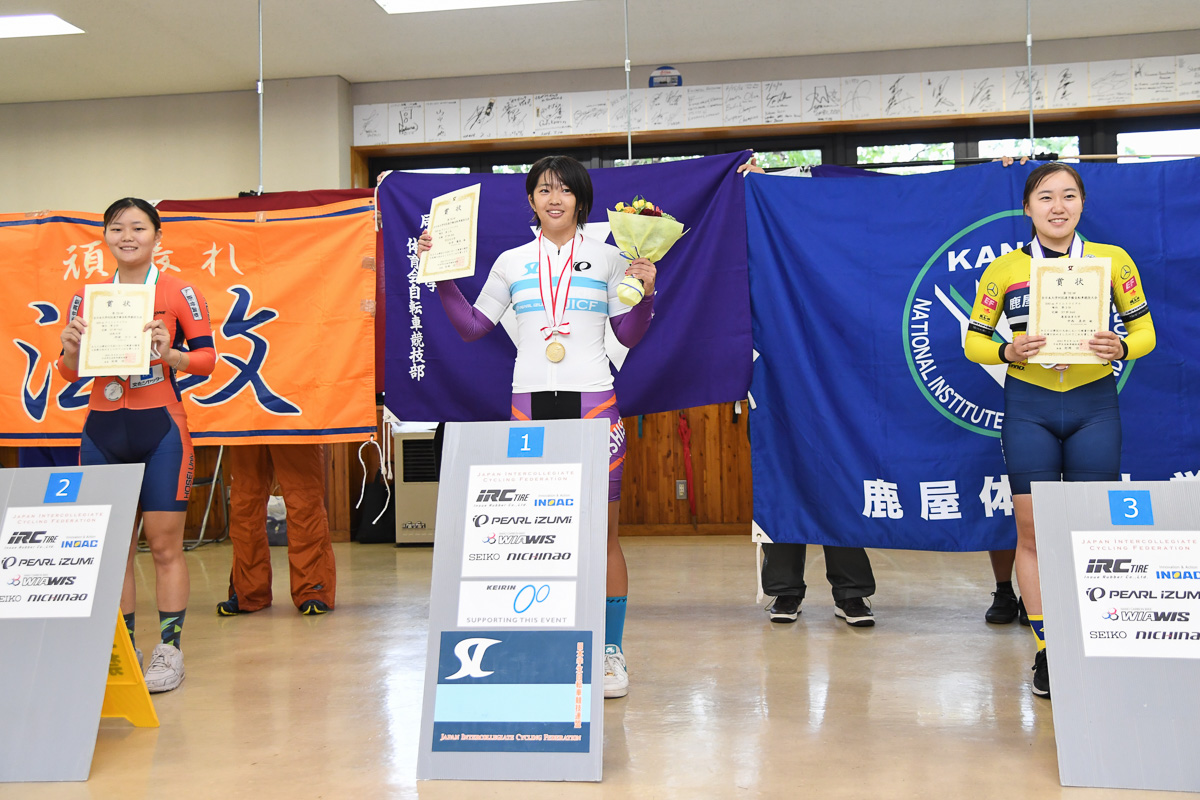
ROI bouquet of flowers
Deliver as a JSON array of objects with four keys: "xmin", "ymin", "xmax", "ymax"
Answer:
[{"xmin": 607, "ymin": 196, "xmax": 686, "ymax": 306}]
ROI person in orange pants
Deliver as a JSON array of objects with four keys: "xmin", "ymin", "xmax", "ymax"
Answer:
[{"xmin": 217, "ymin": 443, "xmax": 337, "ymax": 615}]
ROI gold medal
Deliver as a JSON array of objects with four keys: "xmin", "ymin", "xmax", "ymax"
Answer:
[
  {"xmin": 545, "ymin": 341, "xmax": 566, "ymax": 363},
  {"xmin": 103, "ymin": 380, "xmax": 124, "ymax": 401}
]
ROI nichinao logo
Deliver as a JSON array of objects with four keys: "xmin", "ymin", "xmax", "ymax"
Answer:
[{"xmin": 903, "ymin": 211, "xmax": 1134, "ymax": 438}]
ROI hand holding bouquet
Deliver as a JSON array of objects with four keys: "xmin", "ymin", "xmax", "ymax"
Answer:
[{"xmin": 607, "ymin": 196, "xmax": 686, "ymax": 306}]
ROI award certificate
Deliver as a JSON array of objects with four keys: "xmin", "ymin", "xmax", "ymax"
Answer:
[
  {"xmin": 416, "ymin": 183, "xmax": 481, "ymax": 282},
  {"xmin": 1027, "ymin": 257, "xmax": 1110, "ymax": 365},
  {"xmin": 78, "ymin": 284, "xmax": 155, "ymax": 377}
]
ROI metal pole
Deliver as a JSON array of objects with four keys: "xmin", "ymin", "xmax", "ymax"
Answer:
[
  {"xmin": 623, "ymin": 0, "xmax": 632, "ymax": 161},
  {"xmin": 1026, "ymin": 0, "xmax": 1034, "ymax": 157},
  {"xmin": 257, "ymin": 0, "xmax": 264, "ymax": 194}
]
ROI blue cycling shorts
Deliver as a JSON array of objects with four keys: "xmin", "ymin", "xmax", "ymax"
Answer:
[
  {"xmin": 80, "ymin": 405, "xmax": 194, "ymax": 512},
  {"xmin": 1001, "ymin": 373, "xmax": 1121, "ymax": 495}
]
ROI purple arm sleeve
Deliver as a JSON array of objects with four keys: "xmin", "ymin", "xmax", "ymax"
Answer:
[
  {"xmin": 436, "ymin": 279, "xmax": 496, "ymax": 342},
  {"xmin": 609, "ymin": 293, "xmax": 654, "ymax": 348}
]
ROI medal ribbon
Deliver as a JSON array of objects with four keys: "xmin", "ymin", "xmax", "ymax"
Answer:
[
  {"xmin": 538, "ymin": 232, "xmax": 577, "ymax": 341},
  {"xmin": 1030, "ymin": 235, "xmax": 1084, "ymax": 260}
]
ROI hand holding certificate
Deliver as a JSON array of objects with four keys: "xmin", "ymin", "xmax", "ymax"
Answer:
[
  {"xmin": 1027, "ymin": 257, "xmax": 1111, "ymax": 364},
  {"xmin": 416, "ymin": 184, "xmax": 481, "ymax": 283},
  {"xmin": 77, "ymin": 283, "xmax": 156, "ymax": 377}
]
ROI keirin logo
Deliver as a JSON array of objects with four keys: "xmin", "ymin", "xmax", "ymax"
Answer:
[{"xmin": 445, "ymin": 638, "xmax": 501, "ymax": 680}]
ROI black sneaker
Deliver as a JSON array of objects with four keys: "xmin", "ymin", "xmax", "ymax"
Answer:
[
  {"xmin": 767, "ymin": 595, "xmax": 801, "ymax": 622},
  {"xmin": 216, "ymin": 593, "xmax": 247, "ymax": 616},
  {"xmin": 299, "ymin": 599, "xmax": 331, "ymax": 615},
  {"xmin": 1031, "ymin": 649, "xmax": 1050, "ymax": 698},
  {"xmin": 1018, "ymin": 597, "xmax": 1029, "ymax": 627},
  {"xmin": 986, "ymin": 587, "xmax": 1019, "ymax": 624},
  {"xmin": 834, "ymin": 597, "xmax": 875, "ymax": 627}
]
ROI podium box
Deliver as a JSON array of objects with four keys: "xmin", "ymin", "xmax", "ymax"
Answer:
[
  {"xmin": 1033, "ymin": 480, "xmax": 1200, "ymax": 793},
  {"xmin": 417, "ymin": 419, "xmax": 609, "ymax": 782}
]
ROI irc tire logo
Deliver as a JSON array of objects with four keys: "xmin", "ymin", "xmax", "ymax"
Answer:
[{"xmin": 903, "ymin": 212, "xmax": 1132, "ymax": 438}]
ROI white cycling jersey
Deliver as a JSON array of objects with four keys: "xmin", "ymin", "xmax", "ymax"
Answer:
[{"xmin": 474, "ymin": 232, "xmax": 631, "ymax": 393}]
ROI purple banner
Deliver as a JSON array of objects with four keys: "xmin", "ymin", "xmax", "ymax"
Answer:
[{"xmin": 381, "ymin": 152, "xmax": 752, "ymax": 421}]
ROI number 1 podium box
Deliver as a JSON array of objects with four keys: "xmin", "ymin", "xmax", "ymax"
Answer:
[
  {"xmin": 416, "ymin": 419, "xmax": 609, "ymax": 782},
  {"xmin": 1033, "ymin": 480, "xmax": 1200, "ymax": 792}
]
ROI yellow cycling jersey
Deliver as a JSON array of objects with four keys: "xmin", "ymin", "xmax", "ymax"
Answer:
[{"xmin": 964, "ymin": 240, "xmax": 1156, "ymax": 392}]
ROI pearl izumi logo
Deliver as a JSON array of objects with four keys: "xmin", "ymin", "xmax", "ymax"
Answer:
[{"xmin": 904, "ymin": 213, "xmax": 1133, "ymax": 437}]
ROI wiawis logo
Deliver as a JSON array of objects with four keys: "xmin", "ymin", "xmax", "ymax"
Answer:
[{"xmin": 904, "ymin": 213, "xmax": 1134, "ymax": 437}]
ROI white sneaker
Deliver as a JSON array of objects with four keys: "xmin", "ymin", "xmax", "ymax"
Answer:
[
  {"xmin": 603, "ymin": 644, "xmax": 629, "ymax": 699},
  {"xmin": 144, "ymin": 643, "xmax": 185, "ymax": 693}
]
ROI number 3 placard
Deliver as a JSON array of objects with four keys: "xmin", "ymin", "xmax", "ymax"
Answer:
[
  {"xmin": 43, "ymin": 471, "xmax": 83, "ymax": 504},
  {"xmin": 1107, "ymin": 489, "xmax": 1154, "ymax": 526}
]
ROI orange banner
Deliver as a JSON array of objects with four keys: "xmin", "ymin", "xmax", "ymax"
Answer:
[{"xmin": 1, "ymin": 199, "xmax": 377, "ymax": 446}]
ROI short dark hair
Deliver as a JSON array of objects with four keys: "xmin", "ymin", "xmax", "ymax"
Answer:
[
  {"xmin": 1022, "ymin": 162, "xmax": 1085, "ymax": 240},
  {"xmin": 526, "ymin": 155, "xmax": 592, "ymax": 229},
  {"xmin": 103, "ymin": 197, "xmax": 161, "ymax": 232}
]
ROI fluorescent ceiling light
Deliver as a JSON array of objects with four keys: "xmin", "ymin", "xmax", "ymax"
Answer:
[
  {"xmin": 374, "ymin": 0, "xmax": 583, "ymax": 13},
  {"xmin": 0, "ymin": 13, "xmax": 84, "ymax": 39}
]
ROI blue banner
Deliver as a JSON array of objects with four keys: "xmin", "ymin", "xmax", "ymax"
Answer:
[
  {"xmin": 380, "ymin": 152, "xmax": 752, "ymax": 421},
  {"xmin": 748, "ymin": 159, "xmax": 1200, "ymax": 551}
]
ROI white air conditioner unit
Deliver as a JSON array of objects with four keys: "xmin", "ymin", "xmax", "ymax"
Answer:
[{"xmin": 394, "ymin": 430, "xmax": 438, "ymax": 544}]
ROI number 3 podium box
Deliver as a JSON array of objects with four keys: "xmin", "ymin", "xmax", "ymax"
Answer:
[
  {"xmin": 416, "ymin": 419, "xmax": 609, "ymax": 782},
  {"xmin": 1033, "ymin": 480, "xmax": 1200, "ymax": 792}
]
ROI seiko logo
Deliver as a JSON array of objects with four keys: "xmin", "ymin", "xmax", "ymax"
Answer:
[
  {"xmin": 445, "ymin": 638, "xmax": 501, "ymax": 680},
  {"xmin": 0, "ymin": 595, "xmax": 20, "ymax": 603},
  {"xmin": 468, "ymin": 553, "xmax": 499, "ymax": 561},
  {"xmin": 1089, "ymin": 631, "xmax": 1127, "ymax": 639},
  {"xmin": 533, "ymin": 498, "xmax": 574, "ymax": 507}
]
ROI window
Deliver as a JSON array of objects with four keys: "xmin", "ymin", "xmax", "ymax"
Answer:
[
  {"xmin": 755, "ymin": 149, "xmax": 822, "ymax": 168},
  {"xmin": 1117, "ymin": 130, "xmax": 1200, "ymax": 163},
  {"xmin": 978, "ymin": 137, "xmax": 1080, "ymax": 161},
  {"xmin": 857, "ymin": 142, "xmax": 954, "ymax": 174},
  {"xmin": 613, "ymin": 154, "xmax": 703, "ymax": 167}
]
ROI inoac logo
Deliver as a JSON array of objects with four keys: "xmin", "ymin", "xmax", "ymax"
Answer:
[{"xmin": 904, "ymin": 214, "xmax": 1134, "ymax": 437}]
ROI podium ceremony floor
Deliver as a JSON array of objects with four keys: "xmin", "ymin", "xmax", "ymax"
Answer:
[{"xmin": 1, "ymin": 536, "xmax": 1189, "ymax": 800}]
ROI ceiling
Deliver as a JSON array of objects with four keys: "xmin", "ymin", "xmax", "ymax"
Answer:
[{"xmin": 2, "ymin": 0, "xmax": 1199, "ymax": 105}]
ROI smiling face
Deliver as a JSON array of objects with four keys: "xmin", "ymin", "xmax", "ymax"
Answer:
[
  {"xmin": 1024, "ymin": 169, "xmax": 1084, "ymax": 251},
  {"xmin": 528, "ymin": 171, "xmax": 578, "ymax": 242},
  {"xmin": 104, "ymin": 206, "xmax": 162, "ymax": 270}
]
